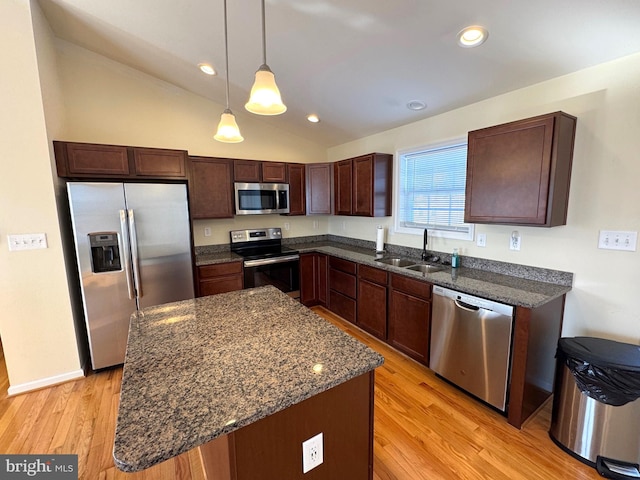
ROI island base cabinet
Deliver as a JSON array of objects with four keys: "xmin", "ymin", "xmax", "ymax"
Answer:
[{"xmin": 200, "ymin": 372, "xmax": 374, "ymax": 480}]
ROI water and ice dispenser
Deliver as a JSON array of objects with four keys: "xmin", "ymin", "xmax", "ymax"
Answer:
[{"xmin": 89, "ymin": 232, "xmax": 122, "ymax": 273}]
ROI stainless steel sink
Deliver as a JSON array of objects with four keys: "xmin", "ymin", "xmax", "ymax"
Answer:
[
  {"xmin": 375, "ymin": 257, "xmax": 416, "ymax": 267},
  {"xmin": 404, "ymin": 263, "xmax": 444, "ymax": 274}
]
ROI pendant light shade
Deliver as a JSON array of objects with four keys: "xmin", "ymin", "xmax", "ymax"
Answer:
[
  {"xmin": 245, "ymin": 65, "xmax": 286, "ymax": 115},
  {"xmin": 245, "ymin": 0, "xmax": 286, "ymax": 115},
  {"xmin": 215, "ymin": 0, "xmax": 243, "ymax": 143},
  {"xmin": 214, "ymin": 108, "xmax": 244, "ymax": 143}
]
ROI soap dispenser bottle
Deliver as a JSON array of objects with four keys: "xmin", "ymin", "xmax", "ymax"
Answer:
[{"xmin": 451, "ymin": 248, "xmax": 460, "ymax": 268}]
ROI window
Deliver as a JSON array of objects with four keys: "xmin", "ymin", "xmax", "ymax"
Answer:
[{"xmin": 395, "ymin": 140, "xmax": 474, "ymax": 240}]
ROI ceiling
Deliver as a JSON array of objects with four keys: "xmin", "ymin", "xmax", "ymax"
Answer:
[{"xmin": 38, "ymin": 0, "xmax": 640, "ymax": 148}]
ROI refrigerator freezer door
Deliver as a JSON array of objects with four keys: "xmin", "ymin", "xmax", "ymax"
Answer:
[
  {"xmin": 123, "ymin": 183, "xmax": 194, "ymax": 309},
  {"xmin": 68, "ymin": 183, "xmax": 137, "ymax": 370}
]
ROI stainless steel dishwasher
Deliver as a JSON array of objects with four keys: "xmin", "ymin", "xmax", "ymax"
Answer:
[{"xmin": 430, "ymin": 285, "xmax": 515, "ymax": 412}]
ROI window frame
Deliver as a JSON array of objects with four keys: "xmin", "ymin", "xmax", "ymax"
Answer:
[{"xmin": 393, "ymin": 137, "xmax": 475, "ymax": 241}]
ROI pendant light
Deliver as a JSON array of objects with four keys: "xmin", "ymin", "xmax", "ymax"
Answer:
[
  {"xmin": 245, "ymin": 0, "xmax": 287, "ymax": 115},
  {"xmin": 215, "ymin": 0, "xmax": 244, "ymax": 143}
]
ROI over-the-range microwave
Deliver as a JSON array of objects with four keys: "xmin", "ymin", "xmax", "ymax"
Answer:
[{"xmin": 234, "ymin": 182, "xmax": 290, "ymax": 215}]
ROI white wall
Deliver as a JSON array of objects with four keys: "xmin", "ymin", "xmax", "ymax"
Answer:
[
  {"xmin": 0, "ymin": 0, "xmax": 82, "ymax": 393},
  {"xmin": 327, "ymin": 53, "xmax": 640, "ymax": 344}
]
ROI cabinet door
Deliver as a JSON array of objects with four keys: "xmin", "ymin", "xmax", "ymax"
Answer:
[
  {"xmin": 357, "ymin": 278, "xmax": 387, "ymax": 340},
  {"xmin": 188, "ymin": 157, "xmax": 234, "ymax": 219},
  {"xmin": 334, "ymin": 159, "xmax": 353, "ymax": 215},
  {"xmin": 317, "ymin": 254, "xmax": 328, "ymax": 306},
  {"xmin": 388, "ymin": 289, "xmax": 430, "ymax": 364},
  {"xmin": 262, "ymin": 162, "xmax": 287, "ymax": 183},
  {"xmin": 306, "ymin": 163, "xmax": 332, "ymax": 215},
  {"xmin": 234, "ymin": 159, "xmax": 262, "ymax": 182},
  {"xmin": 133, "ymin": 147, "xmax": 187, "ymax": 178},
  {"xmin": 58, "ymin": 142, "xmax": 131, "ymax": 177},
  {"xmin": 352, "ymin": 155, "xmax": 374, "ymax": 216},
  {"xmin": 199, "ymin": 276, "xmax": 243, "ymax": 297},
  {"xmin": 299, "ymin": 253, "xmax": 318, "ymax": 306},
  {"xmin": 465, "ymin": 112, "xmax": 576, "ymax": 226},
  {"xmin": 286, "ymin": 164, "xmax": 306, "ymax": 215}
]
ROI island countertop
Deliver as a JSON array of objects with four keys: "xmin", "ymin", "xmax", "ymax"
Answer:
[{"xmin": 113, "ymin": 286, "xmax": 384, "ymax": 473}]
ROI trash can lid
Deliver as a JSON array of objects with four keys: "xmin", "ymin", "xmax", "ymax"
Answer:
[{"xmin": 559, "ymin": 337, "xmax": 640, "ymax": 371}]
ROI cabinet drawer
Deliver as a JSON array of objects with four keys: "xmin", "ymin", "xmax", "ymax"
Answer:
[
  {"xmin": 198, "ymin": 262, "xmax": 243, "ymax": 279},
  {"xmin": 329, "ymin": 268, "xmax": 357, "ymax": 298},
  {"xmin": 198, "ymin": 275, "xmax": 243, "ymax": 297},
  {"xmin": 329, "ymin": 256, "xmax": 357, "ymax": 275},
  {"xmin": 390, "ymin": 273, "xmax": 431, "ymax": 301},
  {"xmin": 358, "ymin": 264, "xmax": 388, "ymax": 285},
  {"xmin": 329, "ymin": 290, "xmax": 356, "ymax": 324}
]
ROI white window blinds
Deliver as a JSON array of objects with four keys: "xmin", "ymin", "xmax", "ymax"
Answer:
[{"xmin": 398, "ymin": 143, "xmax": 472, "ymax": 235}]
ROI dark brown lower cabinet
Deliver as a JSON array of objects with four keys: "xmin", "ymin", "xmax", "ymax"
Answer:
[
  {"xmin": 357, "ymin": 265, "xmax": 388, "ymax": 340},
  {"xmin": 197, "ymin": 262, "xmax": 243, "ymax": 297},
  {"xmin": 328, "ymin": 257, "xmax": 357, "ymax": 323},
  {"xmin": 300, "ymin": 253, "xmax": 328, "ymax": 307},
  {"xmin": 387, "ymin": 274, "xmax": 431, "ymax": 365}
]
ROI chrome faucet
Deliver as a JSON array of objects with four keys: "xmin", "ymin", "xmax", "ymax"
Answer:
[{"xmin": 421, "ymin": 229, "xmax": 428, "ymax": 261}]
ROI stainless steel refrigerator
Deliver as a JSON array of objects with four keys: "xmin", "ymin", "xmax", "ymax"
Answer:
[{"xmin": 67, "ymin": 182, "xmax": 194, "ymax": 370}]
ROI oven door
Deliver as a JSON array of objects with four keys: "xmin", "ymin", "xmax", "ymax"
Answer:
[{"xmin": 243, "ymin": 255, "xmax": 300, "ymax": 298}]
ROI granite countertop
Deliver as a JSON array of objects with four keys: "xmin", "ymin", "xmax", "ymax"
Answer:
[
  {"xmin": 193, "ymin": 239, "xmax": 572, "ymax": 308},
  {"xmin": 113, "ymin": 286, "xmax": 384, "ymax": 473},
  {"xmin": 290, "ymin": 242, "xmax": 572, "ymax": 309}
]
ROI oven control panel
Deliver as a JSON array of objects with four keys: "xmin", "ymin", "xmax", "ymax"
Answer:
[{"xmin": 230, "ymin": 228, "xmax": 282, "ymax": 244}]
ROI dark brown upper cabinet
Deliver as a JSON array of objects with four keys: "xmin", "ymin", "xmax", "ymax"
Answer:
[
  {"xmin": 188, "ymin": 156, "xmax": 234, "ymax": 219},
  {"xmin": 54, "ymin": 141, "xmax": 187, "ymax": 180},
  {"xmin": 306, "ymin": 163, "xmax": 333, "ymax": 215},
  {"xmin": 464, "ymin": 111, "xmax": 577, "ymax": 227},
  {"xmin": 233, "ymin": 159, "xmax": 287, "ymax": 183},
  {"xmin": 262, "ymin": 162, "xmax": 287, "ymax": 183},
  {"xmin": 285, "ymin": 163, "xmax": 306, "ymax": 216},
  {"xmin": 233, "ymin": 159, "xmax": 262, "ymax": 182},
  {"xmin": 334, "ymin": 153, "xmax": 393, "ymax": 217}
]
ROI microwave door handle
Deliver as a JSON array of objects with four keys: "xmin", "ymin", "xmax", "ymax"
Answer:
[
  {"xmin": 128, "ymin": 209, "xmax": 143, "ymax": 298},
  {"xmin": 119, "ymin": 210, "xmax": 135, "ymax": 300}
]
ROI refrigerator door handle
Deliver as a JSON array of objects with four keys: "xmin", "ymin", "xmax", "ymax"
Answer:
[
  {"xmin": 119, "ymin": 209, "xmax": 135, "ymax": 300},
  {"xmin": 128, "ymin": 209, "xmax": 143, "ymax": 298}
]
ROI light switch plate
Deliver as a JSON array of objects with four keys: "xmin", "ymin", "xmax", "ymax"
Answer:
[
  {"xmin": 476, "ymin": 233, "xmax": 486, "ymax": 247},
  {"xmin": 7, "ymin": 233, "xmax": 48, "ymax": 251},
  {"xmin": 598, "ymin": 230, "xmax": 637, "ymax": 251}
]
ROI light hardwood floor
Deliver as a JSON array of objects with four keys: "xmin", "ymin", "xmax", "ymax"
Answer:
[{"xmin": 0, "ymin": 308, "xmax": 600, "ymax": 479}]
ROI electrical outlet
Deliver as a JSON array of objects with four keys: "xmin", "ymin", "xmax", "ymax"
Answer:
[
  {"xmin": 510, "ymin": 231, "xmax": 521, "ymax": 251},
  {"xmin": 284, "ymin": 222, "xmax": 290, "ymax": 231},
  {"xmin": 204, "ymin": 227, "xmax": 212, "ymax": 237},
  {"xmin": 598, "ymin": 230, "xmax": 637, "ymax": 251},
  {"xmin": 313, "ymin": 220, "xmax": 319, "ymax": 230},
  {"xmin": 476, "ymin": 233, "xmax": 486, "ymax": 247},
  {"xmin": 302, "ymin": 432, "xmax": 323, "ymax": 473},
  {"xmin": 342, "ymin": 221, "xmax": 346, "ymax": 231}
]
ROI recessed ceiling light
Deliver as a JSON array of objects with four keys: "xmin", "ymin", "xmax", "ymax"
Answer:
[
  {"xmin": 307, "ymin": 114, "xmax": 320, "ymax": 123},
  {"xmin": 407, "ymin": 101, "xmax": 426, "ymax": 111},
  {"xmin": 457, "ymin": 26, "xmax": 489, "ymax": 48},
  {"xmin": 198, "ymin": 63, "xmax": 216, "ymax": 75}
]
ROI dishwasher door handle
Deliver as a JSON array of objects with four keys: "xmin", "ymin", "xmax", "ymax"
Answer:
[{"xmin": 454, "ymin": 299, "xmax": 480, "ymax": 312}]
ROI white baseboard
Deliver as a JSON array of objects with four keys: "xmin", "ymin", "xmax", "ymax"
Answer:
[{"xmin": 7, "ymin": 369, "xmax": 85, "ymax": 396}]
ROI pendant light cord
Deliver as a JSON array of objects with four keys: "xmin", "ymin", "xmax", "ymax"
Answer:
[
  {"xmin": 261, "ymin": 0, "xmax": 267, "ymax": 65},
  {"xmin": 223, "ymin": 0, "xmax": 230, "ymax": 110}
]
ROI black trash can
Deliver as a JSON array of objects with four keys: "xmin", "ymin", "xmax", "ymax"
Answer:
[{"xmin": 550, "ymin": 337, "xmax": 640, "ymax": 479}]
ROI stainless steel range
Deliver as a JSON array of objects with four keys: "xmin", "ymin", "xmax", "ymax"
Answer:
[{"xmin": 230, "ymin": 228, "xmax": 300, "ymax": 298}]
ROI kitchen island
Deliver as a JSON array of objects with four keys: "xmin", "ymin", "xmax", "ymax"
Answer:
[{"xmin": 113, "ymin": 286, "xmax": 384, "ymax": 479}]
